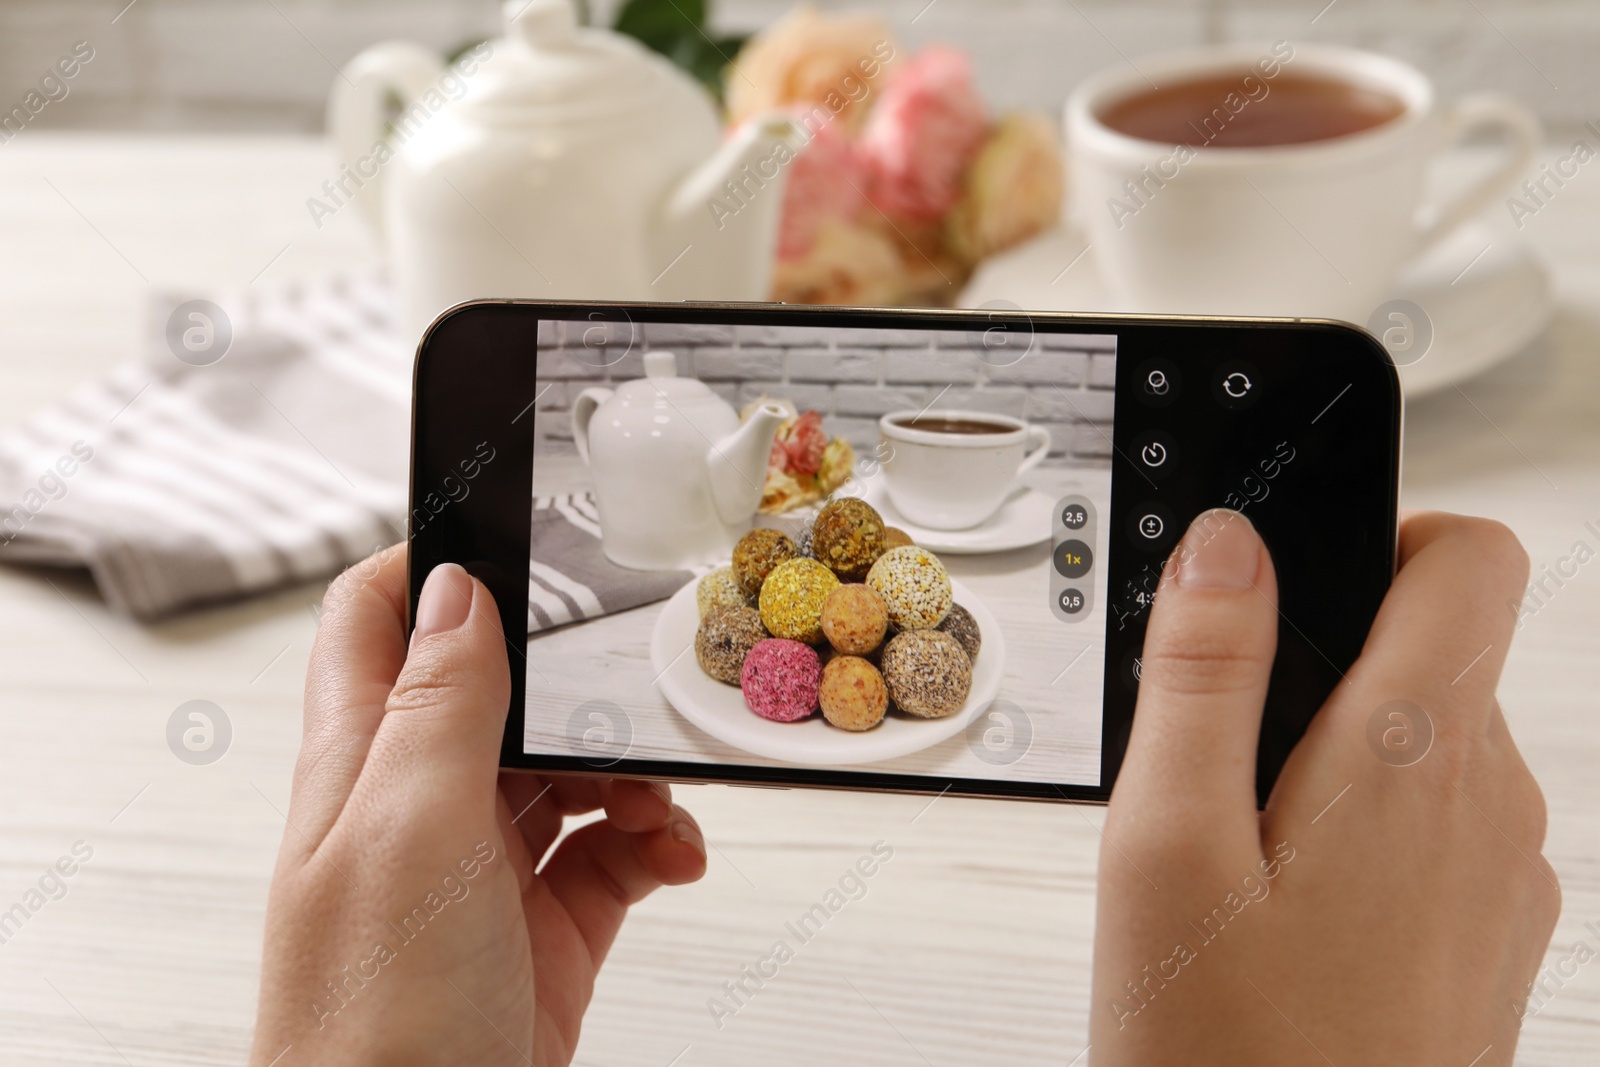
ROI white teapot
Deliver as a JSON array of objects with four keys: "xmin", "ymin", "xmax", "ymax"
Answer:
[
  {"xmin": 572, "ymin": 351, "xmax": 785, "ymax": 571},
  {"xmin": 329, "ymin": 0, "xmax": 802, "ymax": 342}
]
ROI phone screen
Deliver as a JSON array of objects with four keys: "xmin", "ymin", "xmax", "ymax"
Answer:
[
  {"xmin": 409, "ymin": 301, "xmax": 1398, "ymax": 804},
  {"xmin": 521, "ymin": 313, "xmax": 1117, "ymax": 792}
]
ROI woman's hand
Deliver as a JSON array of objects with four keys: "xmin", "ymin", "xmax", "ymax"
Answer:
[
  {"xmin": 250, "ymin": 548, "xmax": 706, "ymax": 1067},
  {"xmin": 1093, "ymin": 510, "xmax": 1558, "ymax": 1066}
]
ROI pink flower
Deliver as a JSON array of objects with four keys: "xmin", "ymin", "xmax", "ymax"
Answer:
[
  {"xmin": 726, "ymin": 7, "xmax": 898, "ymax": 133},
  {"xmin": 945, "ymin": 111, "xmax": 1065, "ymax": 264},
  {"xmin": 777, "ymin": 117, "xmax": 865, "ymax": 260},
  {"xmin": 780, "ymin": 410, "xmax": 828, "ymax": 474},
  {"xmin": 859, "ymin": 46, "xmax": 989, "ymax": 222}
]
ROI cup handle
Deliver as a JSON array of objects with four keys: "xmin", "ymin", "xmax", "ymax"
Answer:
[
  {"xmin": 1017, "ymin": 425, "xmax": 1052, "ymax": 478},
  {"xmin": 1414, "ymin": 93, "xmax": 1541, "ymax": 251}
]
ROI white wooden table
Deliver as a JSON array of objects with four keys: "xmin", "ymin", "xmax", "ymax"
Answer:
[{"xmin": 1, "ymin": 134, "xmax": 1597, "ymax": 1065}]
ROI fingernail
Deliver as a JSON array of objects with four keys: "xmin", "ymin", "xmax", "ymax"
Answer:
[
  {"xmin": 670, "ymin": 814, "xmax": 705, "ymax": 856},
  {"xmin": 1174, "ymin": 509, "xmax": 1261, "ymax": 590},
  {"xmin": 413, "ymin": 563, "xmax": 474, "ymax": 640}
]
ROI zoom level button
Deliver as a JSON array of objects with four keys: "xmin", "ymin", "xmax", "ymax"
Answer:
[{"xmin": 1053, "ymin": 539, "xmax": 1093, "ymax": 580}]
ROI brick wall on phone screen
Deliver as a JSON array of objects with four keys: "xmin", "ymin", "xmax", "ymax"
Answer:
[{"xmin": 533, "ymin": 320, "xmax": 1117, "ymax": 465}]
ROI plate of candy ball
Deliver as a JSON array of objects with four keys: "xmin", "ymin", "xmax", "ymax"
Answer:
[{"xmin": 649, "ymin": 499, "xmax": 1006, "ymax": 766}]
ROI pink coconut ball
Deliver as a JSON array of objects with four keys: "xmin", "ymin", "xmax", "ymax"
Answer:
[{"xmin": 740, "ymin": 638, "xmax": 822, "ymax": 723}]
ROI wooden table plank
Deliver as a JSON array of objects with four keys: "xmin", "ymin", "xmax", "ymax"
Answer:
[{"xmin": 0, "ymin": 133, "xmax": 1596, "ymax": 1065}]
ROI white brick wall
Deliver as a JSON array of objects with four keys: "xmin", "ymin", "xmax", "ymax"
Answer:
[
  {"xmin": 534, "ymin": 319, "xmax": 1117, "ymax": 462},
  {"xmin": 0, "ymin": 0, "xmax": 1594, "ymax": 134}
]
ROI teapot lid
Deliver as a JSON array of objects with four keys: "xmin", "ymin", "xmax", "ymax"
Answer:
[
  {"xmin": 467, "ymin": 0, "xmax": 705, "ymax": 119},
  {"xmin": 616, "ymin": 350, "xmax": 719, "ymax": 403}
]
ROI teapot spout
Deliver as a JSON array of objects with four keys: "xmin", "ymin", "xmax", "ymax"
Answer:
[
  {"xmin": 707, "ymin": 403, "xmax": 786, "ymax": 526},
  {"xmin": 653, "ymin": 114, "xmax": 807, "ymax": 301}
]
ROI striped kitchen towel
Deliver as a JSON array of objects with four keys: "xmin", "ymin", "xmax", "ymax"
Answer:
[
  {"xmin": 0, "ymin": 274, "xmax": 694, "ymax": 630},
  {"xmin": 528, "ymin": 493, "xmax": 693, "ymax": 633},
  {"xmin": 0, "ymin": 275, "xmax": 409, "ymax": 619}
]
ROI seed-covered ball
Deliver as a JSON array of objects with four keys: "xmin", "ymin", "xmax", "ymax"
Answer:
[
  {"xmin": 811, "ymin": 498, "xmax": 886, "ymax": 582},
  {"xmin": 740, "ymin": 638, "xmax": 822, "ymax": 722},
  {"xmin": 733, "ymin": 528, "xmax": 797, "ymax": 597},
  {"xmin": 880, "ymin": 629, "xmax": 971, "ymax": 718},
  {"xmin": 697, "ymin": 566, "xmax": 752, "ymax": 619},
  {"xmin": 695, "ymin": 604, "xmax": 768, "ymax": 685},
  {"xmin": 758, "ymin": 558, "xmax": 840, "ymax": 644},
  {"xmin": 935, "ymin": 603, "xmax": 982, "ymax": 661},
  {"xmin": 866, "ymin": 545, "xmax": 952, "ymax": 630},
  {"xmin": 820, "ymin": 583, "xmax": 888, "ymax": 655},
  {"xmin": 883, "ymin": 526, "xmax": 915, "ymax": 551},
  {"xmin": 819, "ymin": 656, "xmax": 888, "ymax": 731},
  {"xmin": 792, "ymin": 524, "xmax": 816, "ymax": 560}
]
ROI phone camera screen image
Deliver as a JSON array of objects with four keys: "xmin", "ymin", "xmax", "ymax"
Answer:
[
  {"xmin": 409, "ymin": 302, "xmax": 1399, "ymax": 804},
  {"xmin": 522, "ymin": 315, "xmax": 1117, "ymax": 794}
]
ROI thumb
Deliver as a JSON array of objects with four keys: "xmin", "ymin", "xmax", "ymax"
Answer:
[
  {"xmin": 1110, "ymin": 509, "xmax": 1277, "ymax": 859},
  {"xmin": 368, "ymin": 562, "xmax": 511, "ymax": 799}
]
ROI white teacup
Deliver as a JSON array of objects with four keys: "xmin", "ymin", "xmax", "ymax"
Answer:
[
  {"xmin": 1064, "ymin": 43, "xmax": 1540, "ymax": 321},
  {"xmin": 878, "ymin": 410, "xmax": 1050, "ymax": 531}
]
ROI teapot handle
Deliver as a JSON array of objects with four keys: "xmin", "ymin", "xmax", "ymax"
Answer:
[
  {"xmin": 570, "ymin": 387, "xmax": 613, "ymax": 468},
  {"xmin": 325, "ymin": 41, "xmax": 446, "ymax": 237}
]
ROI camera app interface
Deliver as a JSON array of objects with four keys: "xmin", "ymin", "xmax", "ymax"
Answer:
[{"xmin": 523, "ymin": 317, "xmax": 1117, "ymax": 788}]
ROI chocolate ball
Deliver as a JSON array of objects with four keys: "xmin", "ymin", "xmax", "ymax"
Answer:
[
  {"xmin": 758, "ymin": 558, "xmax": 840, "ymax": 644},
  {"xmin": 697, "ymin": 566, "xmax": 752, "ymax": 619},
  {"xmin": 733, "ymin": 528, "xmax": 797, "ymax": 597},
  {"xmin": 741, "ymin": 638, "xmax": 822, "ymax": 722},
  {"xmin": 820, "ymin": 583, "xmax": 889, "ymax": 656},
  {"xmin": 881, "ymin": 629, "xmax": 972, "ymax": 719},
  {"xmin": 936, "ymin": 603, "xmax": 982, "ymax": 661},
  {"xmin": 819, "ymin": 656, "xmax": 888, "ymax": 731},
  {"xmin": 811, "ymin": 498, "xmax": 887, "ymax": 582},
  {"xmin": 695, "ymin": 604, "xmax": 768, "ymax": 685},
  {"xmin": 866, "ymin": 545, "xmax": 952, "ymax": 630},
  {"xmin": 883, "ymin": 526, "xmax": 915, "ymax": 551}
]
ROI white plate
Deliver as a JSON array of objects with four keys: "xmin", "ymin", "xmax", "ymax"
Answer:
[
  {"xmin": 651, "ymin": 577, "xmax": 1006, "ymax": 765},
  {"xmin": 843, "ymin": 479, "xmax": 1054, "ymax": 555},
  {"xmin": 962, "ymin": 220, "xmax": 1551, "ymax": 400}
]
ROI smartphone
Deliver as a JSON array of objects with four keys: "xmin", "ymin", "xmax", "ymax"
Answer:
[{"xmin": 409, "ymin": 300, "xmax": 1400, "ymax": 805}]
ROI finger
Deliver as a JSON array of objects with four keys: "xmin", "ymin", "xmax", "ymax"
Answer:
[
  {"xmin": 501, "ymin": 776, "xmax": 674, "ymax": 865},
  {"xmin": 290, "ymin": 543, "xmax": 409, "ymax": 844},
  {"xmin": 1300, "ymin": 516, "xmax": 1525, "ymax": 771},
  {"xmin": 1109, "ymin": 509, "xmax": 1278, "ymax": 864},
  {"xmin": 1268, "ymin": 515, "xmax": 1530, "ymax": 827},
  {"xmin": 500, "ymin": 773, "xmax": 564, "ymax": 870},
  {"xmin": 495, "ymin": 787, "xmax": 537, "ymax": 892},
  {"xmin": 536, "ymin": 805, "xmax": 707, "ymax": 969},
  {"xmin": 602, "ymin": 779, "xmax": 674, "ymax": 835},
  {"xmin": 356, "ymin": 564, "xmax": 511, "ymax": 817}
]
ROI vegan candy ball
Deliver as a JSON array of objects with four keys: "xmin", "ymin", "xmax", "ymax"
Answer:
[
  {"xmin": 882, "ymin": 526, "xmax": 915, "ymax": 551},
  {"xmin": 811, "ymin": 497, "xmax": 887, "ymax": 582},
  {"xmin": 935, "ymin": 603, "xmax": 982, "ymax": 661},
  {"xmin": 820, "ymin": 583, "xmax": 889, "ymax": 655},
  {"xmin": 866, "ymin": 545, "xmax": 952, "ymax": 630},
  {"xmin": 819, "ymin": 655, "xmax": 888, "ymax": 731},
  {"xmin": 740, "ymin": 638, "xmax": 822, "ymax": 722},
  {"xmin": 758, "ymin": 558, "xmax": 840, "ymax": 644},
  {"xmin": 697, "ymin": 566, "xmax": 752, "ymax": 619},
  {"xmin": 880, "ymin": 629, "xmax": 971, "ymax": 718},
  {"xmin": 695, "ymin": 604, "xmax": 768, "ymax": 685},
  {"xmin": 733, "ymin": 528, "xmax": 797, "ymax": 597}
]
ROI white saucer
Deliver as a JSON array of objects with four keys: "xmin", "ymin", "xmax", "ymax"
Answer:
[
  {"xmin": 961, "ymin": 220, "xmax": 1551, "ymax": 399},
  {"xmin": 650, "ymin": 577, "xmax": 1005, "ymax": 765},
  {"xmin": 846, "ymin": 479, "xmax": 1055, "ymax": 555}
]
